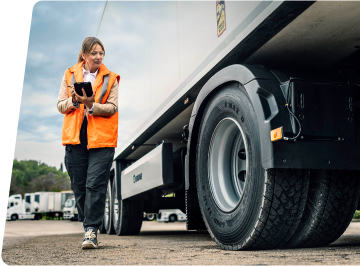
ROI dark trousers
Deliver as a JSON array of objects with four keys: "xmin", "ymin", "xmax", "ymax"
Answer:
[{"xmin": 64, "ymin": 117, "xmax": 115, "ymax": 229}]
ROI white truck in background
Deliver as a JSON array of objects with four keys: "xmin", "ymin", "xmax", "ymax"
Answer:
[
  {"xmin": 7, "ymin": 194, "xmax": 34, "ymax": 221},
  {"xmin": 60, "ymin": 190, "xmax": 74, "ymax": 210},
  {"xmin": 62, "ymin": 197, "xmax": 78, "ymax": 221},
  {"xmin": 157, "ymin": 209, "xmax": 186, "ymax": 223}
]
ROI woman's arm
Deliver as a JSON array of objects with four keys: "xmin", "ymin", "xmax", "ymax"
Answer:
[
  {"xmin": 57, "ymin": 74, "xmax": 77, "ymax": 114},
  {"xmin": 91, "ymin": 79, "xmax": 118, "ymax": 116}
]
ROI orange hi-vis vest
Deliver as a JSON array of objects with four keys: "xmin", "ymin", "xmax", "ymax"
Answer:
[{"xmin": 62, "ymin": 62, "xmax": 120, "ymax": 149}]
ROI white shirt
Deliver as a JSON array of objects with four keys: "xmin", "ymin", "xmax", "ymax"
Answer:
[{"xmin": 83, "ymin": 66, "xmax": 98, "ymax": 87}]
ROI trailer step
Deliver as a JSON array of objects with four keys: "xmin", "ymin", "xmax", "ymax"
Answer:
[{"xmin": 121, "ymin": 143, "xmax": 174, "ymax": 199}]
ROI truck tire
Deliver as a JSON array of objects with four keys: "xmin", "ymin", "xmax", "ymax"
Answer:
[
  {"xmin": 285, "ymin": 169, "xmax": 360, "ymax": 248},
  {"xmin": 196, "ymin": 85, "xmax": 310, "ymax": 250},
  {"xmin": 112, "ymin": 178, "xmax": 144, "ymax": 235},
  {"xmin": 103, "ymin": 179, "xmax": 115, "ymax": 235},
  {"xmin": 11, "ymin": 214, "xmax": 18, "ymax": 221}
]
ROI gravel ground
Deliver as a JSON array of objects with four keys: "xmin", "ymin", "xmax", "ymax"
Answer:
[{"xmin": 2, "ymin": 221, "xmax": 360, "ymax": 265}]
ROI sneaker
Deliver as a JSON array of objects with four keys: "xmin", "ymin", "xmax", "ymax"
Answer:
[{"xmin": 82, "ymin": 227, "xmax": 98, "ymax": 249}]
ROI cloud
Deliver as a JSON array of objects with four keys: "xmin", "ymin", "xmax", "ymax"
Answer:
[
  {"xmin": 14, "ymin": 1, "xmax": 104, "ymax": 166},
  {"xmin": 27, "ymin": 51, "xmax": 52, "ymax": 67},
  {"xmin": 14, "ymin": 140, "xmax": 65, "ymax": 170}
]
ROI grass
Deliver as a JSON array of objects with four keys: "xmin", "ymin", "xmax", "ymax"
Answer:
[{"xmin": 354, "ymin": 210, "xmax": 360, "ymax": 219}]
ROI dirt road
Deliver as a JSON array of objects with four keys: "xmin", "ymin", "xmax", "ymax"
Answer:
[{"xmin": 2, "ymin": 220, "xmax": 360, "ymax": 265}]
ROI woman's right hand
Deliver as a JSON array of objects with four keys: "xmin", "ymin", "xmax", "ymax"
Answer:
[{"xmin": 70, "ymin": 86, "xmax": 78, "ymax": 103}]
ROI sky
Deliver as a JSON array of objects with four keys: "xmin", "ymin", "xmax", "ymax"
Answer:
[{"xmin": 13, "ymin": 1, "xmax": 105, "ymax": 170}]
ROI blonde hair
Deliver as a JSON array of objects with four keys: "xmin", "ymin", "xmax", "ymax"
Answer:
[{"xmin": 78, "ymin": 37, "xmax": 105, "ymax": 63}]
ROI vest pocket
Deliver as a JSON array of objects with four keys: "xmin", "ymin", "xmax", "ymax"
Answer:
[{"xmin": 88, "ymin": 113, "xmax": 118, "ymax": 147}]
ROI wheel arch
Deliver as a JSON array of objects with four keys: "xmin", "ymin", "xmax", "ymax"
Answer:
[{"xmin": 185, "ymin": 64, "xmax": 286, "ymax": 191}]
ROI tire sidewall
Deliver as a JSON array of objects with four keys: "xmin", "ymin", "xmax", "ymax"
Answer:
[
  {"xmin": 104, "ymin": 179, "xmax": 114, "ymax": 234},
  {"xmin": 196, "ymin": 85, "xmax": 264, "ymax": 249}
]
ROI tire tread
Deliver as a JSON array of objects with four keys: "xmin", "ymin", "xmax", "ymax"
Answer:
[
  {"xmin": 286, "ymin": 169, "xmax": 360, "ymax": 248},
  {"xmin": 242, "ymin": 169, "xmax": 309, "ymax": 250}
]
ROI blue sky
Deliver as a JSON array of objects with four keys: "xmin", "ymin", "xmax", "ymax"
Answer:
[{"xmin": 14, "ymin": 1, "xmax": 105, "ymax": 169}]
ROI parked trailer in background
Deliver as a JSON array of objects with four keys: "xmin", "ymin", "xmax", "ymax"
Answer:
[
  {"xmin": 23, "ymin": 191, "xmax": 68, "ymax": 219},
  {"xmin": 97, "ymin": 1, "xmax": 360, "ymax": 250},
  {"xmin": 48, "ymin": 192, "xmax": 62, "ymax": 212}
]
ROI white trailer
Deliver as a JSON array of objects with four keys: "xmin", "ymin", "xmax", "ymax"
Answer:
[
  {"xmin": 95, "ymin": 1, "xmax": 360, "ymax": 250},
  {"xmin": 48, "ymin": 192, "xmax": 62, "ymax": 212},
  {"xmin": 7, "ymin": 195, "xmax": 35, "ymax": 221},
  {"xmin": 24, "ymin": 191, "xmax": 66, "ymax": 219}
]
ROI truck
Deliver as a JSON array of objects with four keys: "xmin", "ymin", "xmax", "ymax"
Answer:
[
  {"xmin": 62, "ymin": 197, "xmax": 78, "ymax": 221},
  {"xmin": 95, "ymin": 1, "xmax": 360, "ymax": 250},
  {"xmin": 7, "ymin": 194, "xmax": 35, "ymax": 221},
  {"xmin": 143, "ymin": 209, "xmax": 186, "ymax": 222},
  {"xmin": 60, "ymin": 190, "xmax": 75, "ymax": 210},
  {"xmin": 156, "ymin": 209, "xmax": 187, "ymax": 223}
]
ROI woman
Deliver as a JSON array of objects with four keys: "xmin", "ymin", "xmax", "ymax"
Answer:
[{"xmin": 57, "ymin": 37, "xmax": 120, "ymax": 249}]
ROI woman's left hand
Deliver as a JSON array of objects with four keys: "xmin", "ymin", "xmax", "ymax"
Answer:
[{"xmin": 74, "ymin": 89, "xmax": 95, "ymax": 109}]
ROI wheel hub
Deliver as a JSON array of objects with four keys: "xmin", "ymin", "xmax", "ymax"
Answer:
[{"xmin": 208, "ymin": 118, "xmax": 248, "ymax": 212}]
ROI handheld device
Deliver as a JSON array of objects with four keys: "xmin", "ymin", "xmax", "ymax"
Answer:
[{"xmin": 74, "ymin": 82, "xmax": 93, "ymax": 97}]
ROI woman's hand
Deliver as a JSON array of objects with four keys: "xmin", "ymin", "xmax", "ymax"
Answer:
[
  {"xmin": 70, "ymin": 86, "xmax": 81, "ymax": 103},
  {"xmin": 74, "ymin": 89, "xmax": 95, "ymax": 109}
]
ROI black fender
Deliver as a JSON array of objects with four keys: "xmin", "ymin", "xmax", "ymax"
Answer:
[
  {"xmin": 185, "ymin": 64, "xmax": 289, "ymax": 190},
  {"xmin": 185, "ymin": 64, "xmax": 360, "ymax": 191}
]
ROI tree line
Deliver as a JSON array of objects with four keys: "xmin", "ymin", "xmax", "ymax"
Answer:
[{"xmin": 9, "ymin": 159, "xmax": 71, "ymax": 197}]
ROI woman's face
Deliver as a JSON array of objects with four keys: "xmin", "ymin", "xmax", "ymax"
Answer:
[{"xmin": 83, "ymin": 44, "xmax": 104, "ymax": 72}]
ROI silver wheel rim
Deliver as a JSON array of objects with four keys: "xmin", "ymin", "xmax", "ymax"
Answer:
[
  {"xmin": 104, "ymin": 187, "xmax": 110, "ymax": 227},
  {"xmin": 208, "ymin": 117, "xmax": 248, "ymax": 212}
]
